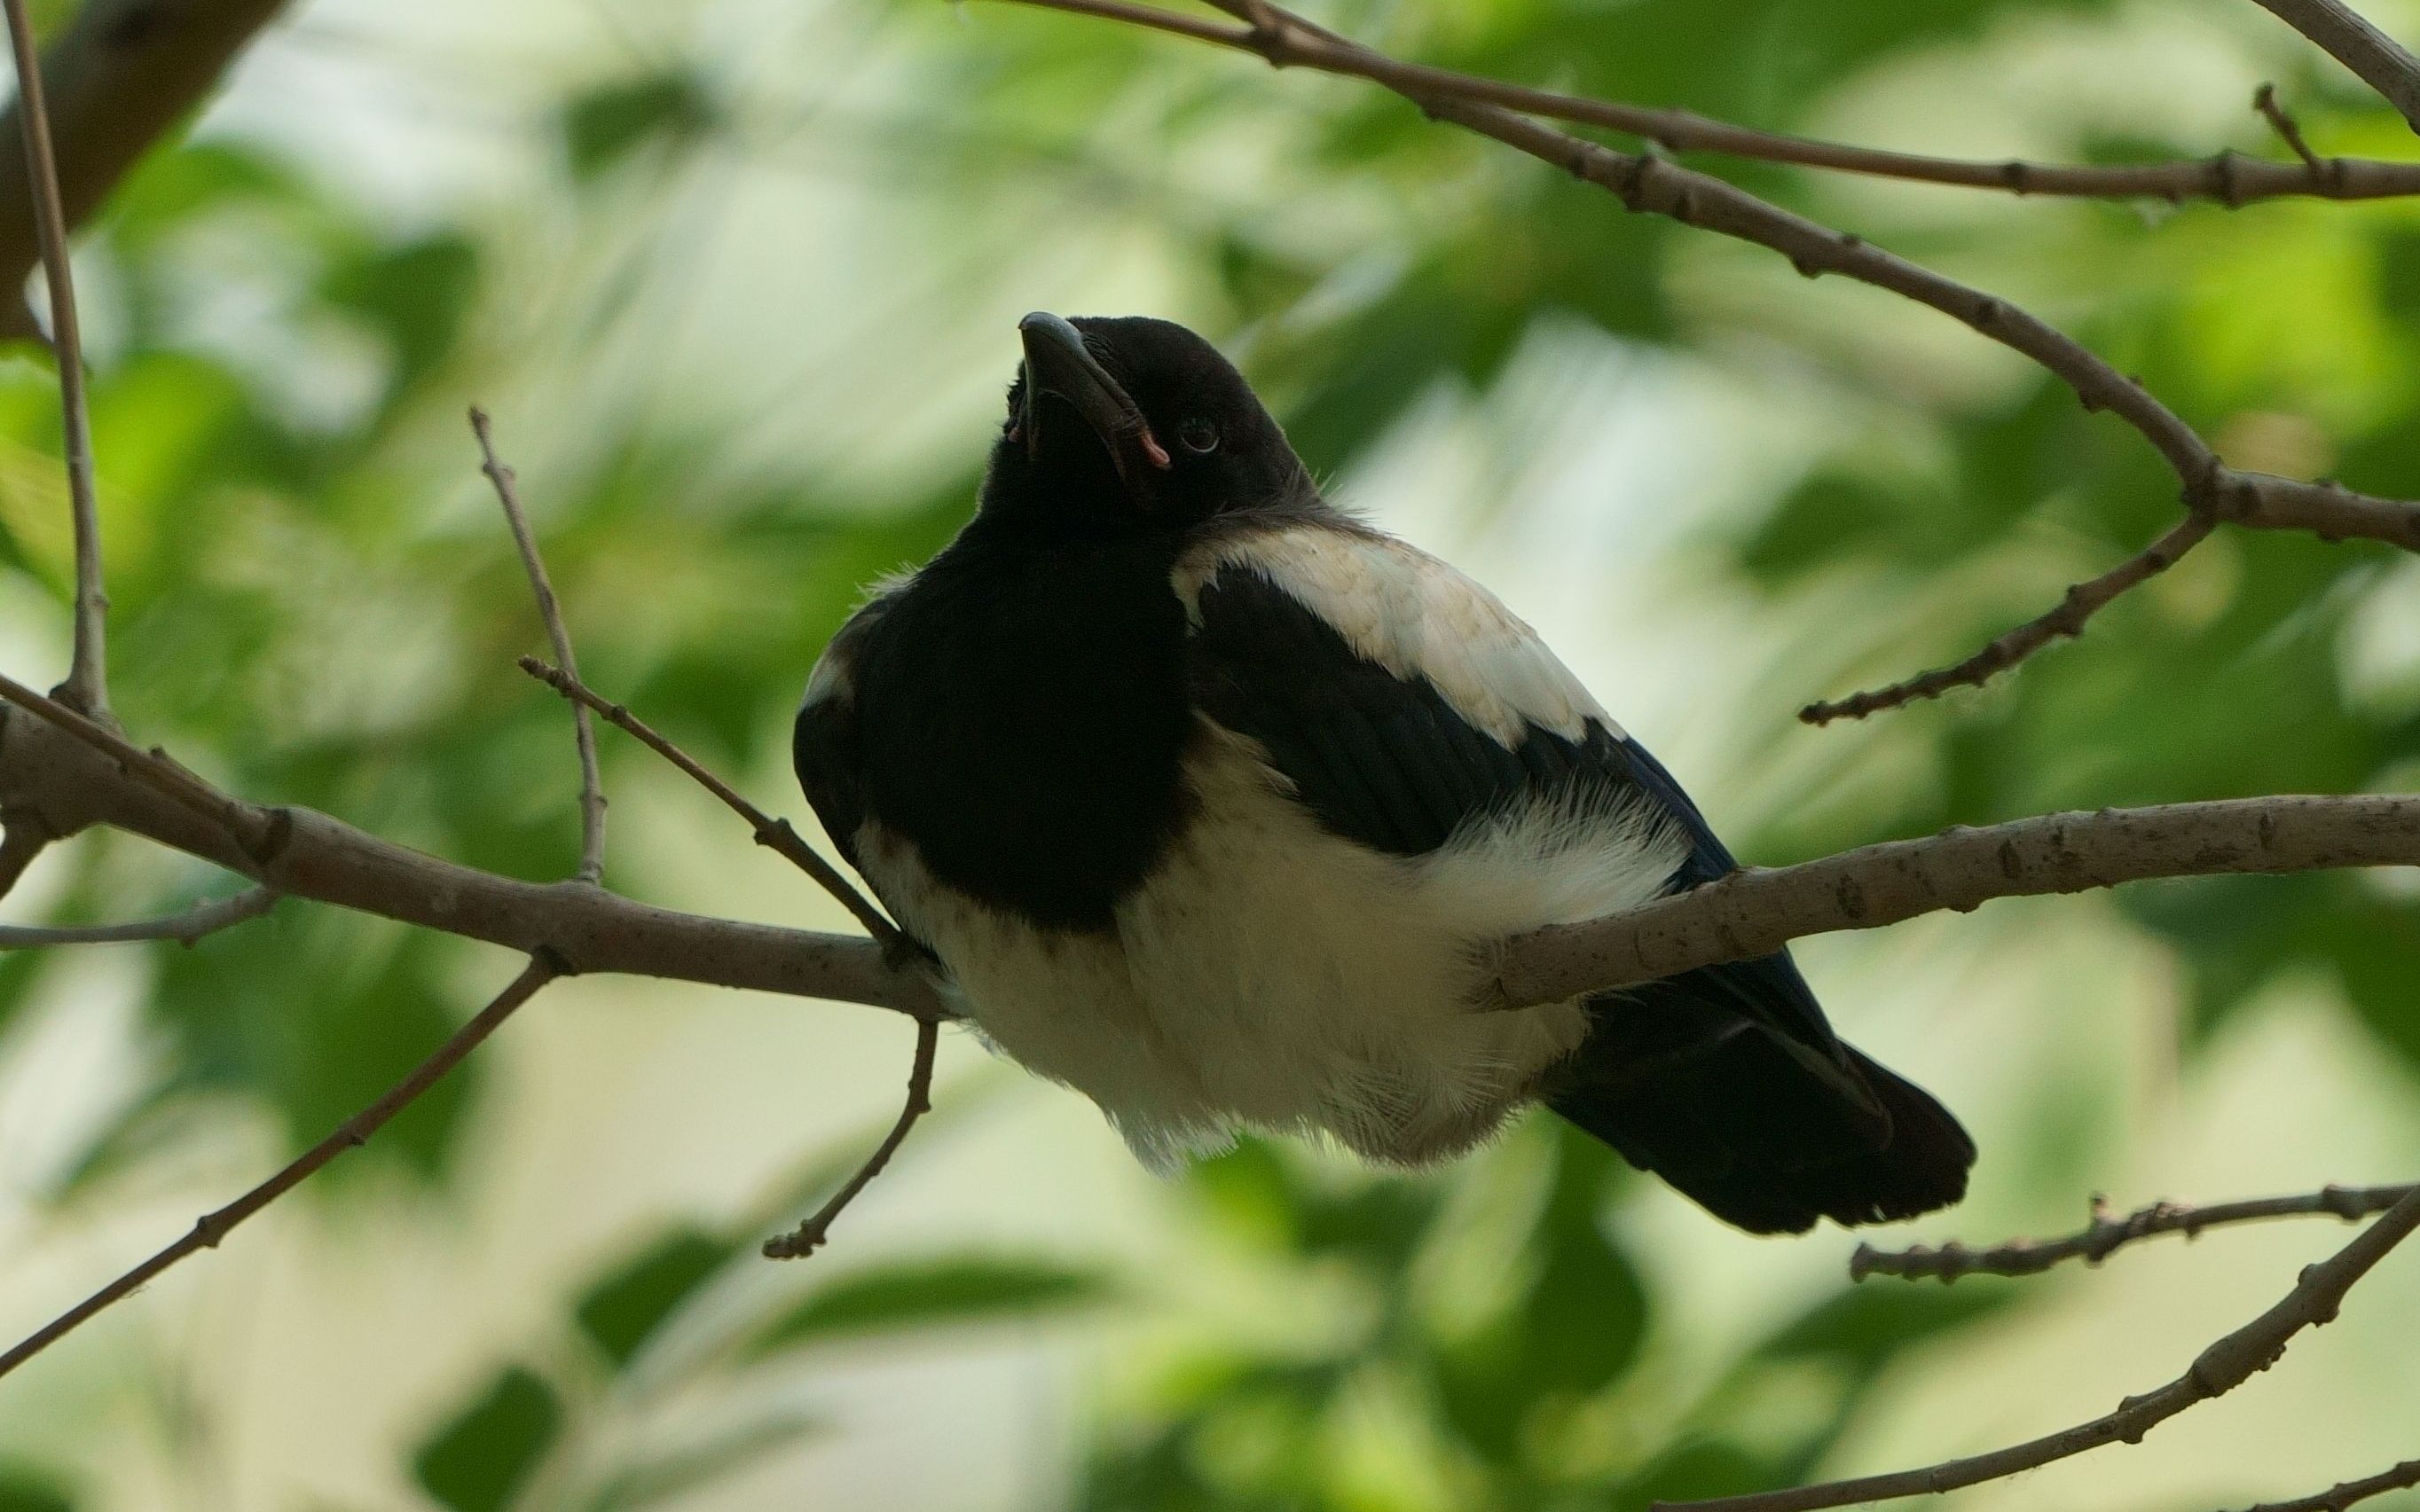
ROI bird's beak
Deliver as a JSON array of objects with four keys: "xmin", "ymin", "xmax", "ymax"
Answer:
[{"xmin": 1016, "ymin": 311, "xmax": 1172, "ymax": 489}]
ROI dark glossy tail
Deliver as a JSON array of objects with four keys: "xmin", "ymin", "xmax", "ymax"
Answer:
[{"xmin": 1545, "ymin": 988, "xmax": 1974, "ymax": 1235}]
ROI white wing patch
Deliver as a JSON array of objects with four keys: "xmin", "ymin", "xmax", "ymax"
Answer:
[{"xmin": 1172, "ymin": 522, "xmax": 1618, "ymax": 747}]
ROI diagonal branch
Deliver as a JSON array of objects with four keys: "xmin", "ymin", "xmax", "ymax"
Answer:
[
  {"xmin": 1801, "ymin": 514, "xmax": 2217, "ymax": 724},
  {"xmin": 761, "ymin": 1015, "xmax": 939, "ymax": 1258},
  {"xmin": 0, "ymin": 883, "xmax": 277, "ymax": 949},
  {"xmin": 4, "ymin": 0, "xmax": 106, "ymax": 718},
  {"xmin": 2251, "ymin": 0, "xmax": 2420, "ymax": 135},
  {"xmin": 1850, "ymin": 1182, "xmax": 2420, "ymax": 1282},
  {"xmin": 1491, "ymin": 792, "xmax": 2420, "ymax": 1009},
  {"xmin": 1661, "ymin": 1187, "xmax": 2420, "ymax": 1512},
  {"xmin": 0, "ymin": 954, "xmax": 560, "ymax": 1383},
  {"xmin": 1001, "ymin": 0, "xmax": 2420, "ymax": 723},
  {"xmin": 471, "ymin": 408, "xmax": 607, "ymax": 884},
  {"xmin": 517, "ymin": 655, "xmax": 908, "ymax": 952}
]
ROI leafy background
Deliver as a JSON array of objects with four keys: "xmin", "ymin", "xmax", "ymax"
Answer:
[{"xmin": 1, "ymin": 0, "xmax": 2418, "ymax": 1507}]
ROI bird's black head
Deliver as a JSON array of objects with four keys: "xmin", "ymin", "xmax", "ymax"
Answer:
[{"xmin": 981, "ymin": 313, "xmax": 1312, "ymax": 536}]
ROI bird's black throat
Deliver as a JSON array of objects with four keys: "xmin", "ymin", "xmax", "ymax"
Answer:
[{"xmin": 847, "ymin": 516, "xmax": 1199, "ymax": 933}]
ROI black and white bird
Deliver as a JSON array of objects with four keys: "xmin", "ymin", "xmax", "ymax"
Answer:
[{"xmin": 794, "ymin": 312, "xmax": 1973, "ymax": 1234}]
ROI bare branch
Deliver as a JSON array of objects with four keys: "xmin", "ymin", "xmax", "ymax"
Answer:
[
  {"xmin": 0, "ymin": 955, "xmax": 559, "ymax": 1383},
  {"xmin": 1493, "ymin": 793, "xmax": 2420, "ymax": 1009},
  {"xmin": 2227, "ymin": 1459, "xmax": 2420, "ymax": 1512},
  {"xmin": 470, "ymin": 408, "xmax": 607, "ymax": 884},
  {"xmin": 0, "ymin": 884, "xmax": 276, "ymax": 949},
  {"xmin": 1660, "ymin": 1187, "xmax": 2420, "ymax": 1512},
  {"xmin": 5, "ymin": 0, "xmax": 106, "ymax": 718},
  {"xmin": 762, "ymin": 1015, "xmax": 939, "ymax": 1259},
  {"xmin": 0, "ymin": 697, "xmax": 941, "ymax": 1018},
  {"xmin": 1038, "ymin": 0, "xmax": 2420, "ymax": 203},
  {"xmin": 0, "ymin": 0, "xmax": 293, "ymax": 341},
  {"xmin": 1001, "ymin": 0, "xmax": 2420, "ymax": 719},
  {"xmin": 517, "ymin": 655, "xmax": 907, "ymax": 952},
  {"xmin": 1851, "ymin": 1182, "xmax": 2419, "ymax": 1282},
  {"xmin": 1801, "ymin": 514, "xmax": 2217, "ymax": 725},
  {"xmin": 2251, "ymin": 0, "xmax": 2420, "ymax": 136},
  {"xmin": 2253, "ymin": 82, "xmax": 2328, "ymax": 172}
]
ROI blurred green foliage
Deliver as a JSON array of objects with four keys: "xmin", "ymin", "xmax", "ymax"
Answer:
[{"xmin": 2, "ymin": 0, "xmax": 2417, "ymax": 1505}]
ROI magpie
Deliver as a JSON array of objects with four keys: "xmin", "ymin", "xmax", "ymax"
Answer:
[{"xmin": 794, "ymin": 312, "xmax": 1973, "ymax": 1234}]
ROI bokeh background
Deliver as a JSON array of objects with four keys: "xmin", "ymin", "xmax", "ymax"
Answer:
[{"xmin": 2, "ymin": 0, "xmax": 2418, "ymax": 1507}]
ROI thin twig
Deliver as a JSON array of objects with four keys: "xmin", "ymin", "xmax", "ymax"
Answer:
[
  {"xmin": 2253, "ymin": 82, "xmax": 2328, "ymax": 172},
  {"xmin": 0, "ymin": 885, "xmax": 277, "ymax": 950},
  {"xmin": 0, "ymin": 670, "xmax": 279, "ymax": 855},
  {"xmin": 470, "ymin": 408, "xmax": 607, "ymax": 884},
  {"xmin": 1660, "ymin": 1187, "xmax": 2420, "ymax": 1512},
  {"xmin": 1800, "ymin": 514, "xmax": 2217, "ymax": 724},
  {"xmin": 1850, "ymin": 1182, "xmax": 2419, "ymax": 1282},
  {"xmin": 2251, "ymin": 0, "xmax": 2420, "ymax": 136},
  {"xmin": 0, "ymin": 813, "xmax": 51, "ymax": 901},
  {"xmin": 2225, "ymin": 1458, "xmax": 2420, "ymax": 1512},
  {"xmin": 3, "ymin": 0, "xmax": 106, "ymax": 717},
  {"xmin": 516, "ymin": 655, "xmax": 906, "ymax": 949},
  {"xmin": 762, "ymin": 1015, "xmax": 939, "ymax": 1259},
  {"xmin": 0, "ymin": 956, "xmax": 561, "ymax": 1383}
]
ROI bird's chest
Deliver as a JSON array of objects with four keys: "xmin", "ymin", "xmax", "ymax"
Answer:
[{"xmin": 852, "ymin": 541, "xmax": 1196, "ymax": 932}]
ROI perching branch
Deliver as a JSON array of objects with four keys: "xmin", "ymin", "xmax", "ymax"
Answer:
[
  {"xmin": 0, "ymin": 883, "xmax": 275, "ymax": 949},
  {"xmin": 1492, "ymin": 793, "xmax": 2420, "ymax": 1009},
  {"xmin": 0, "ymin": 0, "xmax": 293, "ymax": 341},
  {"xmin": 518, "ymin": 655, "xmax": 906, "ymax": 952},
  {"xmin": 1800, "ymin": 514, "xmax": 2217, "ymax": 724},
  {"xmin": 5, "ymin": 0, "xmax": 106, "ymax": 718},
  {"xmin": 762, "ymin": 1015, "xmax": 939, "ymax": 1259},
  {"xmin": 472, "ymin": 408, "xmax": 608, "ymax": 884},
  {"xmin": 2251, "ymin": 0, "xmax": 2420, "ymax": 135},
  {"xmin": 0, "ymin": 689, "xmax": 938, "ymax": 1018},
  {"xmin": 1850, "ymin": 1182, "xmax": 2420, "ymax": 1282},
  {"xmin": 0, "ymin": 955, "xmax": 559, "ymax": 1383},
  {"xmin": 1660, "ymin": 1187, "xmax": 2420, "ymax": 1512},
  {"xmin": 1001, "ymin": 0, "xmax": 2420, "ymax": 724}
]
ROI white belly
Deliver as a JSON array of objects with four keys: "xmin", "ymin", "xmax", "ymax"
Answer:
[{"xmin": 853, "ymin": 720, "xmax": 1685, "ymax": 1170}]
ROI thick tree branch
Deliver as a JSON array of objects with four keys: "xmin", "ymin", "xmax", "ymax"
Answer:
[
  {"xmin": 0, "ymin": 0, "xmax": 293, "ymax": 340},
  {"xmin": 472, "ymin": 409, "xmax": 607, "ymax": 884},
  {"xmin": 1002, "ymin": 0, "xmax": 2420, "ymax": 723},
  {"xmin": 2251, "ymin": 0, "xmax": 2420, "ymax": 135},
  {"xmin": 1850, "ymin": 1182, "xmax": 2420, "ymax": 1282},
  {"xmin": 1801, "ymin": 515, "xmax": 2217, "ymax": 724},
  {"xmin": 0, "ymin": 695, "xmax": 939, "ymax": 1017},
  {"xmin": 0, "ymin": 882, "xmax": 274, "ymax": 947},
  {"xmin": 761, "ymin": 1015, "xmax": 939, "ymax": 1259},
  {"xmin": 1493, "ymin": 794, "xmax": 2420, "ymax": 1009},
  {"xmin": 519, "ymin": 655, "xmax": 906, "ymax": 951},
  {"xmin": 1662, "ymin": 1187, "xmax": 2420, "ymax": 1512},
  {"xmin": 6, "ymin": 0, "xmax": 105, "ymax": 717},
  {"xmin": 0, "ymin": 954, "xmax": 557, "ymax": 1383}
]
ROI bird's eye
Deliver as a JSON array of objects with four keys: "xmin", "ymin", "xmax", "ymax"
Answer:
[{"xmin": 1176, "ymin": 416, "xmax": 1219, "ymax": 454}]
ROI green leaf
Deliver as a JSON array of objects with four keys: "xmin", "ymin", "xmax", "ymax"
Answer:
[
  {"xmin": 742, "ymin": 1255, "xmax": 1112, "ymax": 1358},
  {"xmin": 412, "ymin": 1365, "xmax": 562, "ymax": 1512},
  {"xmin": 562, "ymin": 74, "xmax": 719, "ymax": 181},
  {"xmin": 585, "ymin": 1411, "xmax": 827, "ymax": 1511},
  {"xmin": 0, "ymin": 1461, "xmax": 73, "ymax": 1512},
  {"xmin": 1757, "ymin": 1281, "xmax": 2015, "ymax": 1380},
  {"xmin": 574, "ymin": 1225, "xmax": 740, "ymax": 1369}
]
